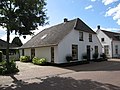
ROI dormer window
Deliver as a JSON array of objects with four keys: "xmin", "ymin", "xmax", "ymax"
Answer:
[
  {"xmin": 79, "ymin": 31, "xmax": 83, "ymax": 41},
  {"xmin": 89, "ymin": 34, "xmax": 92, "ymax": 42},
  {"xmin": 101, "ymin": 38, "xmax": 104, "ymax": 42}
]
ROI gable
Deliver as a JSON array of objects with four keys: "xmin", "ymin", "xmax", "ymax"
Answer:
[{"xmin": 74, "ymin": 18, "xmax": 96, "ymax": 34}]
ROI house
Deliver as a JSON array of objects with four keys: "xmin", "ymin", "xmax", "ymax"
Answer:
[
  {"xmin": 97, "ymin": 25, "xmax": 120, "ymax": 58},
  {"xmin": 0, "ymin": 39, "xmax": 19, "ymax": 60},
  {"xmin": 20, "ymin": 18, "xmax": 102, "ymax": 64}
]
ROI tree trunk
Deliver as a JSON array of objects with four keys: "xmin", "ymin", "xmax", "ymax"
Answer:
[{"xmin": 6, "ymin": 29, "xmax": 10, "ymax": 63}]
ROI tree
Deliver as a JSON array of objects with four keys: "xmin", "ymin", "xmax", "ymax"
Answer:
[
  {"xmin": 12, "ymin": 37, "xmax": 23, "ymax": 47},
  {"xmin": 0, "ymin": 0, "xmax": 48, "ymax": 64}
]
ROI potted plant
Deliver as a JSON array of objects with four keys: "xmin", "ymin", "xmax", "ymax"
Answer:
[
  {"xmin": 92, "ymin": 53, "xmax": 99, "ymax": 61},
  {"xmin": 82, "ymin": 53, "xmax": 87, "ymax": 61},
  {"xmin": 66, "ymin": 55, "xmax": 73, "ymax": 62},
  {"xmin": 100, "ymin": 53, "xmax": 107, "ymax": 61}
]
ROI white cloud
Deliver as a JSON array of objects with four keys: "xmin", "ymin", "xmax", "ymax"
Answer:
[
  {"xmin": 91, "ymin": 0, "xmax": 96, "ymax": 2},
  {"xmin": 105, "ymin": 3, "xmax": 120, "ymax": 25},
  {"xmin": 102, "ymin": 0, "xmax": 118, "ymax": 5},
  {"xmin": 85, "ymin": 5, "xmax": 93, "ymax": 10},
  {"xmin": 117, "ymin": 19, "xmax": 120, "ymax": 25}
]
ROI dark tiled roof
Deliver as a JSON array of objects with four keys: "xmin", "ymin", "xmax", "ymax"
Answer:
[
  {"xmin": 21, "ymin": 18, "xmax": 96, "ymax": 49},
  {"xmin": 0, "ymin": 39, "xmax": 18, "ymax": 49},
  {"xmin": 102, "ymin": 30, "xmax": 120, "ymax": 41},
  {"xmin": 74, "ymin": 18, "xmax": 96, "ymax": 34}
]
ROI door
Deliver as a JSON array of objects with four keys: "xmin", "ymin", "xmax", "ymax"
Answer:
[
  {"xmin": 31, "ymin": 48, "xmax": 35, "ymax": 59},
  {"xmin": 87, "ymin": 45, "xmax": 91, "ymax": 61},
  {"xmin": 51, "ymin": 47, "xmax": 54, "ymax": 63}
]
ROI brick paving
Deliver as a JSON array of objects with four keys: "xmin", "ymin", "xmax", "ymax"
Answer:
[{"xmin": 0, "ymin": 59, "xmax": 120, "ymax": 90}]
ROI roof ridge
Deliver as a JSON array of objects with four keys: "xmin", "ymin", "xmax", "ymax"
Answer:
[{"xmin": 101, "ymin": 30, "xmax": 120, "ymax": 34}]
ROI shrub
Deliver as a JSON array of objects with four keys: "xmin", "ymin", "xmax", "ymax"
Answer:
[
  {"xmin": 20, "ymin": 56, "xmax": 30, "ymax": 62},
  {"xmin": 66, "ymin": 55, "xmax": 72, "ymax": 62},
  {"xmin": 93, "ymin": 53, "xmax": 99, "ymax": 59},
  {"xmin": 82, "ymin": 53, "xmax": 87, "ymax": 60},
  {"xmin": 0, "ymin": 60, "xmax": 19, "ymax": 75},
  {"xmin": 100, "ymin": 53, "xmax": 107, "ymax": 61},
  {"xmin": 32, "ymin": 57, "xmax": 47, "ymax": 65},
  {"xmin": 100, "ymin": 53, "xmax": 107, "ymax": 59}
]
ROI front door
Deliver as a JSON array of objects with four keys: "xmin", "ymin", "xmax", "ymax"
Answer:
[{"xmin": 87, "ymin": 45, "xmax": 91, "ymax": 61}]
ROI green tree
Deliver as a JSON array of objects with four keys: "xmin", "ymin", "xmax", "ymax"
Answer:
[
  {"xmin": 12, "ymin": 37, "xmax": 23, "ymax": 46},
  {"xmin": 0, "ymin": 0, "xmax": 48, "ymax": 64}
]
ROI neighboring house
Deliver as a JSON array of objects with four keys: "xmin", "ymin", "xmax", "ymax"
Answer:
[
  {"xmin": 0, "ymin": 39, "xmax": 19, "ymax": 60},
  {"xmin": 97, "ymin": 25, "xmax": 120, "ymax": 58},
  {"xmin": 20, "ymin": 18, "xmax": 102, "ymax": 64}
]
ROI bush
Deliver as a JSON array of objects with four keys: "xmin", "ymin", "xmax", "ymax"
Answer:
[
  {"xmin": 93, "ymin": 53, "xmax": 99, "ymax": 59},
  {"xmin": 32, "ymin": 57, "xmax": 47, "ymax": 65},
  {"xmin": 0, "ymin": 60, "xmax": 19, "ymax": 75},
  {"xmin": 100, "ymin": 53, "xmax": 107, "ymax": 58},
  {"xmin": 82, "ymin": 53, "xmax": 87, "ymax": 60},
  {"xmin": 66, "ymin": 55, "xmax": 72, "ymax": 62},
  {"xmin": 100, "ymin": 53, "xmax": 107, "ymax": 61},
  {"xmin": 20, "ymin": 56, "xmax": 30, "ymax": 62}
]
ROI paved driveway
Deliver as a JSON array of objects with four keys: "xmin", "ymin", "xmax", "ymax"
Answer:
[{"xmin": 0, "ymin": 59, "xmax": 120, "ymax": 90}]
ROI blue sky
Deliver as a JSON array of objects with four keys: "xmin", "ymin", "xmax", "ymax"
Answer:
[
  {"xmin": 0, "ymin": 0, "xmax": 120, "ymax": 43},
  {"xmin": 46, "ymin": 0, "xmax": 120, "ymax": 29}
]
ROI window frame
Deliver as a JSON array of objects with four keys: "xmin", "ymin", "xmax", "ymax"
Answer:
[
  {"xmin": 101, "ymin": 38, "xmax": 104, "ymax": 42},
  {"xmin": 115, "ymin": 45, "xmax": 118, "ymax": 55},
  {"xmin": 104, "ymin": 45, "xmax": 109, "ymax": 55},
  {"xmin": 89, "ymin": 34, "xmax": 92, "ymax": 42},
  {"xmin": 72, "ymin": 45, "xmax": 78, "ymax": 60},
  {"xmin": 79, "ymin": 31, "xmax": 83, "ymax": 41}
]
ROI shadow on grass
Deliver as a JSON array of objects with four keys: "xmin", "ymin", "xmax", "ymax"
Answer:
[
  {"xmin": 61, "ymin": 60, "xmax": 120, "ymax": 72},
  {"xmin": 0, "ymin": 75, "xmax": 120, "ymax": 90}
]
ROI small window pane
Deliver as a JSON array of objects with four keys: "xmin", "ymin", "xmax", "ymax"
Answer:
[
  {"xmin": 79, "ymin": 32, "xmax": 83, "ymax": 41},
  {"xmin": 89, "ymin": 34, "xmax": 92, "ymax": 42}
]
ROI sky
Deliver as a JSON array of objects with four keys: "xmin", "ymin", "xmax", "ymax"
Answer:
[{"xmin": 0, "ymin": 0, "xmax": 120, "ymax": 44}]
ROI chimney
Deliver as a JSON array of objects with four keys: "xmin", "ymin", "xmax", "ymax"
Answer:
[
  {"xmin": 97, "ymin": 25, "xmax": 100, "ymax": 29},
  {"xmin": 64, "ymin": 18, "xmax": 68, "ymax": 22}
]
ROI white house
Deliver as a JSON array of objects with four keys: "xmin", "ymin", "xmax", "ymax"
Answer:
[
  {"xmin": 97, "ymin": 25, "xmax": 120, "ymax": 58},
  {"xmin": 20, "ymin": 18, "xmax": 102, "ymax": 64}
]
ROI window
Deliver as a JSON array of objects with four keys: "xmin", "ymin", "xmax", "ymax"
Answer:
[
  {"xmin": 89, "ymin": 34, "xmax": 92, "ymax": 42},
  {"xmin": 115, "ymin": 45, "xmax": 118, "ymax": 54},
  {"xmin": 104, "ymin": 45, "xmax": 109, "ymax": 55},
  {"xmin": 101, "ymin": 38, "xmax": 104, "ymax": 42},
  {"xmin": 95, "ymin": 46, "xmax": 98, "ymax": 54},
  {"xmin": 72, "ymin": 45, "xmax": 78, "ymax": 60},
  {"xmin": 22, "ymin": 49, "xmax": 24, "ymax": 56},
  {"xmin": 51, "ymin": 47, "xmax": 54, "ymax": 63},
  {"xmin": 79, "ymin": 31, "xmax": 83, "ymax": 41},
  {"xmin": 31, "ymin": 48, "xmax": 35, "ymax": 59}
]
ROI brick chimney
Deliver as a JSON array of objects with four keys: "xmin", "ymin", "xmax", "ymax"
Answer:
[
  {"xmin": 64, "ymin": 18, "xmax": 68, "ymax": 22},
  {"xmin": 97, "ymin": 25, "xmax": 100, "ymax": 29}
]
